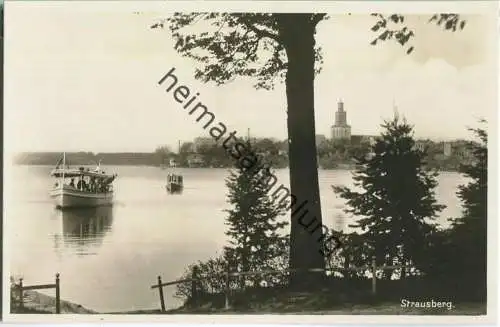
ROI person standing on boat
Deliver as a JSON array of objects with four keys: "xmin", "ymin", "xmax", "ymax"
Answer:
[
  {"xmin": 98, "ymin": 178, "xmax": 103, "ymax": 192},
  {"xmin": 69, "ymin": 178, "xmax": 75, "ymax": 188},
  {"xmin": 77, "ymin": 175, "xmax": 88, "ymax": 191},
  {"xmin": 89, "ymin": 177, "xmax": 96, "ymax": 192}
]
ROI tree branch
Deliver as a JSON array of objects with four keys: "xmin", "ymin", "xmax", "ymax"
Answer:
[
  {"xmin": 236, "ymin": 17, "xmax": 281, "ymax": 42},
  {"xmin": 369, "ymin": 13, "xmax": 466, "ymax": 55}
]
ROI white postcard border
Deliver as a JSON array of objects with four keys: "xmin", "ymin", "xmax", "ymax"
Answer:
[{"xmin": 2, "ymin": 0, "xmax": 498, "ymax": 324}]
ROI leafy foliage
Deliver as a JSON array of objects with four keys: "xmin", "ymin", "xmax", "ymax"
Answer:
[
  {"xmin": 325, "ymin": 231, "xmax": 373, "ymax": 278},
  {"xmin": 179, "ymin": 141, "xmax": 194, "ymax": 154},
  {"xmin": 152, "ymin": 13, "xmax": 325, "ymax": 90},
  {"xmin": 316, "ymin": 139, "xmax": 372, "ymax": 166},
  {"xmin": 174, "ymin": 254, "xmax": 229, "ymax": 300},
  {"xmin": 333, "ymin": 116, "xmax": 445, "ymax": 276},
  {"xmin": 370, "ymin": 14, "xmax": 467, "ymax": 54},
  {"xmin": 152, "ymin": 13, "xmax": 467, "ymax": 88}
]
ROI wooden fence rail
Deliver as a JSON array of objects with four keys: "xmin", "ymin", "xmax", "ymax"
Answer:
[
  {"xmin": 151, "ymin": 257, "xmax": 411, "ymax": 312},
  {"xmin": 11, "ymin": 273, "xmax": 61, "ymax": 314}
]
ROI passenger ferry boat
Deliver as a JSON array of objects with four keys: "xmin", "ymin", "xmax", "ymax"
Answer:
[
  {"xmin": 49, "ymin": 153, "xmax": 117, "ymax": 209},
  {"xmin": 166, "ymin": 173, "xmax": 183, "ymax": 194}
]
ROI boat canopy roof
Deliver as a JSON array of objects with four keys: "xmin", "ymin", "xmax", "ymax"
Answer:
[
  {"xmin": 51, "ymin": 167, "xmax": 115, "ymax": 179},
  {"xmin": 167, "ymin": 173, "xmax": 183, "ymax": 183}
]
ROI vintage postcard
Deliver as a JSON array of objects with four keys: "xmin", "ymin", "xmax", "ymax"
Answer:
[{"xmin": 2, "ymin": 0, "xmax": 498, "ymax": 324}]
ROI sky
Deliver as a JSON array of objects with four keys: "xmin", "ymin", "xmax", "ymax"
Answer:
[{"xmin": 4, "ymin": 2, "xmax": 498, "ymax": 154}]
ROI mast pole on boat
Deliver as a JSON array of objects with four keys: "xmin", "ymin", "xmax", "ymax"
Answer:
[{"xmin": 62, "ymin": 152, "xmax": 66, "ymax": 183}]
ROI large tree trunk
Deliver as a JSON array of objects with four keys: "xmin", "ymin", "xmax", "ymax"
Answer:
[{"xmin": 277, "ymin": 14, "xmax": 325, "ymax": 289}]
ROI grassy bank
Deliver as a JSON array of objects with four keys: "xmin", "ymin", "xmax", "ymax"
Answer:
[
  {"xmin": 10, "ymin": 289, "xmax": 96, "ymax": 314},
  {"xmin": 177, "ymin": 290, "xmax": 484, "ymax": 315},
  {"xmin": 112, "ymin": 293, "xmax": 485, "ymax": 315},
  {"xmin": 11, "ymin": 289, "xmax": 486, "ymax": 315},
  {"xmin": 9, "ymin": 276, "xmax": 486, "ymax": 316},
  {"xmin": 166, "ymin": 303, "xmax": 486, "ymax": 315},
  {"xmin": 114, "ymin": 279, "xmax": 487, "ymax": 315}
]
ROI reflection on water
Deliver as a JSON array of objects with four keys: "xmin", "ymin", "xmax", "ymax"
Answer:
[
  {"xmin": 58, "ymin": 206, "xmax": 114, "ymax": 256},
  {"xmin": 9, "ymin": 166, "xmax": 467, "ymax": 312}
]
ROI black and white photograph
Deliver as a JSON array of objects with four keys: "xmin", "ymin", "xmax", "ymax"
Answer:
[{"xmin": 2, "ymin": 0, "xmax": 498, "ymax": 324}]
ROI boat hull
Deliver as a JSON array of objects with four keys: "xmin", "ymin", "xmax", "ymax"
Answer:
[
  {"xmin": 166, "ymin": 183, "xmax": 183, "ymax": 194},
  {"xmin": 49, "ymin": 186, "xmax": 114, "ymax": 209}
]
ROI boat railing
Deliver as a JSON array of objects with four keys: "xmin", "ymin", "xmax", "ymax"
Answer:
[
  {"xmin": 167, "ymin": 174, "xmax": 183, "ymax": 185},
  {"xmin": 54, "ymin": 178, "xmax": 115, "ymax": 193}
]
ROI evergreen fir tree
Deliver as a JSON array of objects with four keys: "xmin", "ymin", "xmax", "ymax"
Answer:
[
  {"xmin": 455, "ymin": 124, "xmax": 487, "ymax": 230},
  {"xmin": 223, "ymin": 144, "xmax": 288, "ymax": 287},
  {"xmin": 448, "ymin": 122, "xmax": 487, "ymax": 298},
  {"xmin": 333, "ymin": 116, "xmax": 445, "ymax": 277}
]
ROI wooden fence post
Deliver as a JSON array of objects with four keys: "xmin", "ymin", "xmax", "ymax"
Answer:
[
  {"xmin": 55, "ymin": 273, "xmax": 61, "ymax": 314},
  {"xmin": 371, "ymin": 256, "xmax": 377, "ymax": 295},
  {"xmin": 157, "ymin": 276, "xmax": 166, "ymax": 312},
  {"xmin": 18, "ymin": 278, "xmax": 24, "ymax": 310},
  {"xmin": 224, "ymin": 264, "xmax": 230, "ymax": 310}
]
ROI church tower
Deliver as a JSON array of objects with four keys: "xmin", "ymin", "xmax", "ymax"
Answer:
[{"xmin": 331, "ymin": 100, "xmax": 351, "ymax": 140}]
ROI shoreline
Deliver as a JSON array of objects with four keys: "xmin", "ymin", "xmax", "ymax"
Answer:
[
  {"xmin": 10, "ymin": 163, "xmax": 461, "ymax": 173},
  {"xmin": 9, "ymin": 278, "xmax": 486, "ymax": 315},
  {"xmin": 10, "ymin": 289, "xmax": 97, "ymax": 314},
  {"xmin": 11, "ymin": 291, "xmax": 485, "ymax": 316}
]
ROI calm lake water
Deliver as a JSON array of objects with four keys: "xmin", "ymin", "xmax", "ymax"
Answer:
[{"xmin": 6, "ymin": 165, "xmax": 467, "ymax": 312}]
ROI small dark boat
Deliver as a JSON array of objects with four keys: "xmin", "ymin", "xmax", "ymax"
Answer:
[{"xmin": 166, "ymin": 173, "xmax": 183, "ymax": 194}]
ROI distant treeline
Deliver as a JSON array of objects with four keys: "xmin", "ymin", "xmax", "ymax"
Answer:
[
  {"xmin": 13, "ymin": 152, "xmax": 164, "ymax": 166},
  {"xmin": 13, "ymin": 141, "xmax": 473, "ymax": 172}
]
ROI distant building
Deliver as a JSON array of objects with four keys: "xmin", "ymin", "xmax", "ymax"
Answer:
[
  {"xmin": 187, "ymin": 154, "xmax": 205, "ymax": 167},
  {"xmin": 331, "ymin": 101, "xmax": 351, "ymax": 140},
  {"xmin": 193, "ymin": 137, "xmax": 217, "ymax": 152},
  {"xmin": 350, "ymin": 135, "xmax": 362, "ymax": 145},
  {"xmin": 443, "ymin": 142, "xmax": 452, "ymax": 156}
]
